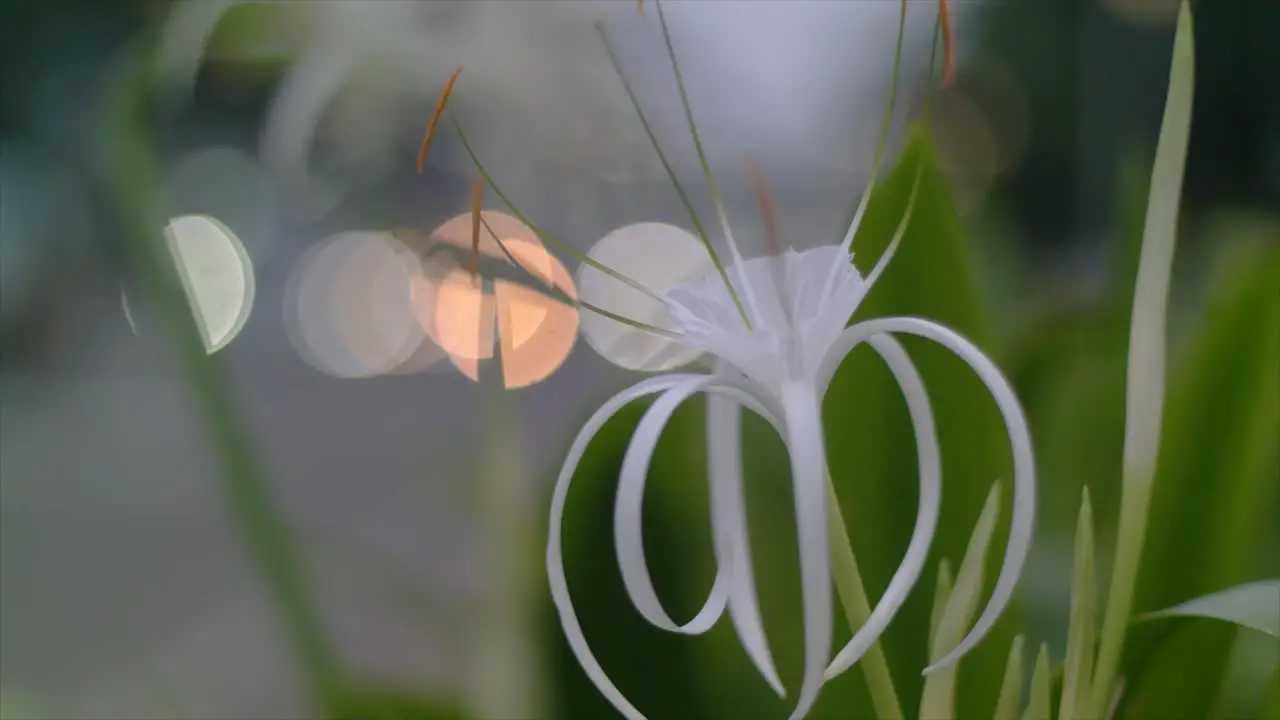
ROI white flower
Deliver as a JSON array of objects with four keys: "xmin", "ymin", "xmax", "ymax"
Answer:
[
  {"xmin": 426, "ymin": 2, "xmax": 1036, "ymax": 718},
  {"xmin": 548, "ymin": 233, "xmax": 1036, "ymax": 720}
]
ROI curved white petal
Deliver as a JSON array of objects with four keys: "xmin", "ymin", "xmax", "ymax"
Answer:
[
  {"xmin": 258, "ymin": 46, "xmax": 354, "ymax": 221},
  {"xmin": 707, "ymin": 392, "xmax": 787, "ymax": 696},
  {"xmin": 779, "ymin": 381, "xmax": 834, "ymax": 720},
  {"xmin": 615, "ymin": 377, "xmax": 772, "ymax": 635},
  {"xmin": 551, "ymin": 373, "xmax": 782, "ymax": 719},
  {"xmin": 821, "ymin": 317, "xmax": 1037, "ymax": 675},
  {"xmin": 548, "ymin": 374, "xmax": 699, "ymax": 720},
  {"xmin": 820, "ymin": 333, "xmax": 942, "ymax": 680}
]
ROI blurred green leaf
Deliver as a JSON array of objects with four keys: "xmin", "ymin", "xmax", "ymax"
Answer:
[
  {"xmin": 930, "ymin": 560, "xmax": 955, "ymax": 649},
  {"xmin": 1118, "ymin": 243, "xmax": 1280, "ymax": 718},
  {"xmin": 1137, "ymin": 580, "xmax": 1280, "ymax": 637},
  {"xmin": 992, "ymin": 636, "xmax": 1025, "ymax": 720},
  {"xmin": 820, "ymin": 125, "xmax": 1017, "ymax": 718},
  {"xmin": 1092, "ymin": 4, "xmax": 1196, "ymax": 709},
  {"xmin": 1262, "ymin": 666, "xmax": 1280, "ymax": 720},
  {"xmin": 1023, "ymin": 644, "xmax": 1052, "ymax": 720},
  {"xmin": 1059, "ymin": 488, "xmax": 1097, "ymax": 720},
  {"xmin": 921, "ymin": 485, "xmax": 1003, "ymax": 719}
]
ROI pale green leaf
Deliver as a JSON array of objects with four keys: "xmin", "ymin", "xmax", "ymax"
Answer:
[
  {"xmin": 1136, "ymin": 580, "xmax": 1280, "ymax": 637},
  {"xmin": 929, "ymin": 560, "xmax": 954, "ymax": 646},
  {"xmin": 1059, "ymin": 487, "xmax": 1097, "ymax": 719},
  {"xmin": 920, "ymin": 484, "xmax": 1001, "ymax": 718},
  {"xmin": 992, "ymin": 635, "xmax": 1026, "ymax": 720},
  {"xmin": 1092, "ymin": 1, "xmax": 1196, "ymax": 709},
  {"xmin": 1022, "ymin": 644, "xmax": 1052, "ymax": 720}
]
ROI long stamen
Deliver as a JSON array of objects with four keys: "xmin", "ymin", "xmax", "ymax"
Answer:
[
  {"xmin": 834, "ymin": 0, "xmax": 909, "ymax": 259},
  {"xmin": 653, "ymin": 0, "xmax": 762, "ymax": 329},
  {"xmin": 939, "ymin": 0, "xmax": 955, "ymax": 88},
  {"xmin": 595, "ymin": 22, "xmax": 748, "ymax": 327},
  {"xmin": 745, "ymin": 157, "xmax": 780, "ymax": 258},
  {"xmin": 418, "ymin": 65, "xmax": 463, "ymax": 175},
  {"xmin": 473, "ymin": 211, "xmax": 682, "ymax": 341},
  {"xmin": 469, "ymin": 173, "xmax": 484, "ymax": 278},
  {"xmin": 445, "ymin": 114, "xmax": 671, "ymax": 312}
]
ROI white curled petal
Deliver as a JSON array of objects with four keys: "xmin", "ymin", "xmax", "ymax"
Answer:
[
  {"xmin": 615, "ymin": 379, "xmax": 729, "ymax": 635},
  {"xmin": 616, "ymin": 376, "xmax": 779, "ymax": 635},
  {"xmin": 549, "ymin": 374, "xmax": 701, "ymax": 720},
  {"xmin": 779, "ymin": 381, "xmax": 834, "ymax": 720},
  {"xmin": 821, "ymin": 316, "xmax": 1036, "ymax": 674},
  {"xmin": 707, "ymin": 392, "xmax": 787, "ymax": 697},
  {"xmin": 258, "ymin": 46, "xmax": 353, "ymax": 221},
  {"xmin": 821, "ymin": 333, "xmax": 942, "ymax": 680}
]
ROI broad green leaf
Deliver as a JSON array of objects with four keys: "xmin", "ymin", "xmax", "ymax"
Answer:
[
  {"xmin": 921, "ymin": 485, "xmax": 1002, "ymax": 719},
  {"xmin": 823, "ymin": 126, "xmax": 1016, "ymax": 717},
  {"xmin": 1022, "ymin": 644, "xmax": 1051, "ymax": 720},
  {"xmin": 1136, "ymin": 580, "xmax": 1280, "ymax": 637},
  {"xmin": 1262, "ymin": 666, "xmax": 1280, "ymax": 720},
  {"xmin": 992, "ymin": 635, "xmax": 1025, "ymax": 720},
  {"xmin": 1058, "ymin": 488, "xmax": 1096, "ymax": 719},
  {"xmin": 1119, "ymin": 243, "xmax": 1280, "ymax": 719},
  {"xmin": 1092, "ymin": 2, "xmax": 1196, "ymax": 710}
]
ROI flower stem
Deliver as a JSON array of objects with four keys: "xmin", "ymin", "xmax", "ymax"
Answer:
[
  {"xmin": 825, "ymin": 480, "xmax": 904, "ymax": 719},
  {"xmin": 104, "ymin": 43, "xmax": 343, "ymax": 710}
]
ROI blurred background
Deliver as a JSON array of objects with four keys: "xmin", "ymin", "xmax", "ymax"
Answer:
[{"xmin": 1, "ymin": 1, "xmax": 1276, "ymax": 719}]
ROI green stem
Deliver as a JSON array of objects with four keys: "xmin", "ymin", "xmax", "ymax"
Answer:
[
  {"xmin": 826, "ymin": 480, "xmax": 904, "ymax": 719},
  {"xmin": 104, "ymin": 44, "xmax": 343, "ymax": 711}
]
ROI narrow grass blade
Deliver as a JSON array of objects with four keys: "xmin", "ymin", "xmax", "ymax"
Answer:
[
  {"xmin": 930, "ymin": 560, "xmax": 954, "ymax": 645},
  {"xmin": 920, "ymin": 484, "xmax": 1001, "ymax": 718},
  {"xmin": 1022, "ymin": 644, "xmax": 1052, "ymax": 720},
  {"xmin": 1092, "ymin": 2, "xmax": 1195, "ymax": 709},
  {"xmin": 1059, "ymin": 487, "xmax": 1097, "ymax": 719},
  {"xmin": 993, "ymin": 635, "xmax": 1025, "ymax": 720}
]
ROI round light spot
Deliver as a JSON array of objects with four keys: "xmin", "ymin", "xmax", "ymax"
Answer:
[
  {"xmin": 417, "ymin": 211, "xmax": 577, "ymax": 388},
  {"xmin": 578, "ymin": 222, "xmax": 710, "ymax": 372},
  {"xmin": 163, "ymin": 214, "xmax": 256, "ymax": 354},
  {"xmin": 284, "ymin": 230, "xmax": 442, "ymax": 378}
]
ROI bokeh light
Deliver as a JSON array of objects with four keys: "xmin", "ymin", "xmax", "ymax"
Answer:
[
  {"xmin": 284, "ymin": 230, "xmax": 443, "ymax": 378},
  {"xmin": 159, "ymin": 214, "xmax": 256, "ymax": 354},
  {"xmin": 419, "ymin": 211, "xmax": 577, "ymax": 389},
  {"xmin": 577, "ymin": 222, "xmax": 711, "ymax": 372}
]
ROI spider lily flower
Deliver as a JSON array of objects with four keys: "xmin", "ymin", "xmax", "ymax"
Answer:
[{"xmin": 423, "ymin": 1, "xmax": 1033, "ymax": 718}]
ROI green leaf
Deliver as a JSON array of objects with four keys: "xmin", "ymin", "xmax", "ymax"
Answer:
[
  {"xmin": 1261, "ymin": 666, "xmax": 1280, "ymax": 720},
  {"xmin": 1093, "ymin": 2, "xmax": 1197, "ymax": 710},
  {"xmin": 992, "ymin": 635, "xmax": 1025, "ymax": 720},
  {"xmin": 1058, "ymin": 487, "xmax": 1097, "ymax": 719},
  {"xmin": 823, "ymin": 125, "xmax": 1016, "ymax": 717},
  {"xmin": 1119, "ymin": 243, "xmax": 1280, "ymax": 718},
  {"xmin": 1136, "ymin": 580, "xmax": 1280, "ymax": 637},
  {"xmin": 930, "ymin": 560, "xmax": 955, "ymax": 647},
  {"xmin": 1022, "ymin": 644, "xmax": 1052, "ymax": 720},
  {"xmin": 921, "ymin": 484, "xmax": 1003, "ymax": 719}
]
